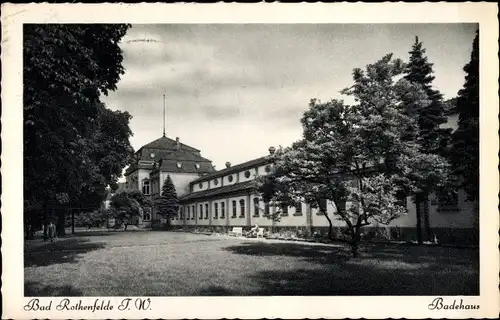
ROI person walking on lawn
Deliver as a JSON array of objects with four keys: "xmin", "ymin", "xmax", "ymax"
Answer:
[{"xmin": 48, "ymin": 221, "xmax": 56, "ymax": 242}]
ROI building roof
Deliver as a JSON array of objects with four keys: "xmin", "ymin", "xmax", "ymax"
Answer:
[
  {"xmin": 139, "ymin": 136, "xmax": 200, "ymax": 153},
  {"xmin": 151, "ymin": 158, "xmax": 214, "ymax": 175},
  {"xmin": 190, "ymin": 156, "xmax": 272, "ymax": 185},
  {"xmin": 126, "ymin": 135, "xmax": 214, "ymax": 176},
  {"xmin": 179, "ymin": 180, "xmax": 257, "ymax": 202}
]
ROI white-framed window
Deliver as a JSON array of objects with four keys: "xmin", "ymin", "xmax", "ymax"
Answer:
[
  {"xmin": 142, "ymin": 180, "xmax": 150, "ymax": 195},
  {"xmin": 253, "ymin": 197, "xmax": 260, "ymax": 217},
  {"xmin": 437, "ymin": 189, "xmax": 459, "ymax": 212},
  {"xmin": 239, "ymin": 199, "xmax": 245, "ymax": 217},
  {"xmin": 143, "ymin": 207, "xmax": 152, "ymax": 221},
  {"xmin": 221, "ymin": 202, "xmax": 225, "ymax": 218},
  {"xmin": 232, "ymin": 200, "xmax": 237, "ymax": 218},
  {"xmin": 214, "ymin": 203, "xmax": 219, "ymax": 219}
]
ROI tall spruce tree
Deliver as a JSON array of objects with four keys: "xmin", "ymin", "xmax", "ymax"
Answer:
[
  {"xmin": 404, "ymin": 36, "xmax": 451, "ymax": 244},
  {"xmin": 155, "ymin": 176, "xmax": 180, "ymax": 225},
  {"xmin": 451, "ymin": 30, "xmax": 479, "ymax": 201}
]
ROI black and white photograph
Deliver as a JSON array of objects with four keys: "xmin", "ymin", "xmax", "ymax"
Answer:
[{"xmin": 2, "ymin": 3, "xmax": 498, "ymax": 319}]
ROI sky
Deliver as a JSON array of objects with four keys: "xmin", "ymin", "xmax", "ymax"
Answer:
[{"xmin": 102, "ymin": 23, "xmax": 478, "ymax": 172}]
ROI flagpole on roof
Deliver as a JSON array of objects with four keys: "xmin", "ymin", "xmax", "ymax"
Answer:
[{"xmin": 163, "ymin": 94, "xmax": 166, "ymax": 137}]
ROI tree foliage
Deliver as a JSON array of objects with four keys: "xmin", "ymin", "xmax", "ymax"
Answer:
[
  {"xmin": 155, "ymin": 176, "xmax": 180, "ymax": 222},
  {"xmin": 111, "ymin": 189, "xmax": 152, "ymax": 231},
  {"xmin": 450, "ymin": 30, "xmax": 479, "ymax": 201},
  {"xmin": 23, "ymin": 24, "xmax": 132, "ymax": 231},
  {"xmin": 259, "ymin": 54, "xmax": 449, "ymax": 257}
]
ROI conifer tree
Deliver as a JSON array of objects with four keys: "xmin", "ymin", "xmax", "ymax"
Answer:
[
  {"xmin": 404, "ymin": 36, "xmax": 451, "ymax": 243},
  {"xmin": 155, "ymin": 176, "xmax": 180, "ymax": 225},
  {"xmin": 450, "ymin": 30, "xmax": 479, "ymax": 201}
]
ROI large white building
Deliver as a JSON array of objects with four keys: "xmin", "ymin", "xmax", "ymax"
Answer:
[{"xmin": 124, "ymin": 108, "xmax": 478, "ymax": 245}]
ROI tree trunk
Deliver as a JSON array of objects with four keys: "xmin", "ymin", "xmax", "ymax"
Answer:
[
  {"xmin": 43, "ymin": 208, "xmax": 48, "ymax": 241},
  {"xmin": 71, "ymin": 210, "xmax": 75, "ymax": 234},
  {"xmin": 349, "ymin": 225, "xmax": 362, "ymax": 257},
  {"xmin": 422, "ymin": 194, "xmax": 431, "ymax": 242},
  {"xmin": 322, "ymin": 211, "xmax": 335, "ymax": 241},
  {"xmin": 57, "ymin": 209, "xmax": 66, "ymax": 237},
  {"xmin": 415, "ymin": 193, "xmax": 423, "ymax": 244}
]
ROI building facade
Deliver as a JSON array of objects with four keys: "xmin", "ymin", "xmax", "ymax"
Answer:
[
  {"xmin": 124, "ymin": 107, "xmax": 478, "ymax": 244},
  {"xmin": 124, "ymin": 135, "xmax": 215, "ymax": 226}
]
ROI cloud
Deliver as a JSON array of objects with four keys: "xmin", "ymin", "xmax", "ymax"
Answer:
[{"xmin": 103, "ymin": 23, "xmax": 478, "ymax": 170}]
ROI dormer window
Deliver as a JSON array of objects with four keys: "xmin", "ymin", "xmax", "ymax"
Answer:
[
  {"xmin": 244, "ymin": 171, "xmax": 251, "ymax": 178},
  {"xmin": 177, "ymin": 162, "xmax": 182, "ymax": 168},
  {"xmin": 213, "ymin": 179, "xmax": 219, "ymax": 186},
  {"xmin": 198, "ymin": 182, "xmax": 203, "ymax": 189},
  {"xmin": 150, "ymin": 153, "xmax": 155, "ymax": 159},
  {"xmin": 195, "ymin": 163, "xmax": 200, "ymax": 169},
  {"xmin": 265, "ymin": 165, "xmax": 271, "ymax": 173},
  {"xmin": 228, "ymin": 175, "xmax": 234, "ymax": 182}
]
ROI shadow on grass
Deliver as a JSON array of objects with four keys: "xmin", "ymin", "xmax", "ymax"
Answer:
[
  {"xmin": 223, "ymin": 242, "xmax": 479, "ymax": 296},
  {"xmin": 25, "ymin": 281, "xmax": 83, "ymax": 296},
  {"xmin": 24, "ymin": 238, "xmax": 106, "ymax": 268}
]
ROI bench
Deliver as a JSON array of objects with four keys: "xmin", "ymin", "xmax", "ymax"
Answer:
[{"xmin": 229, "ymin": 227, "xmax": 243, "ymax": 237}]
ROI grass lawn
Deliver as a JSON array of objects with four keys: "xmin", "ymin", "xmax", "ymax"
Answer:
[{"xmin": 24, "ymin": 231, "xmax": 479, "ymax": 296}]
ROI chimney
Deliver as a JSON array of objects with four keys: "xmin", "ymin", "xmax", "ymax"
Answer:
[
  {"xmin": 268, "ymin": 146, "xmax": 276, "ymax": 155},
  {"xmin": 225, "ymin": 161, "xmax": 231, "ymax": 168},
  {"xmin": 175, "ymin": 137, "xmax": 180, "ymax": 149}
]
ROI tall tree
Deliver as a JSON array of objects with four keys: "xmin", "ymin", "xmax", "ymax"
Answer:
[
  {"xmin": 450, "ymin": 30, "xmax": 479, "ymax": 201},
  {"xmin": 259, "ymin": 54, "xmax": 449, "ymax": 257},
  {"xmin": 155, "ymin": 176, "xmax": 180, "ymax": 226},
  {"xmin": 404, "ymin": 36, "xmax": 451, "ymax": 243},
  {"xmin": 23, "ymin": 24, "xmax": 131, "ymax": 238}
]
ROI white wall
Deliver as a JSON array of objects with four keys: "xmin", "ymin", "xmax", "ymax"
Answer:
[
  {"xmin": 159, "ymin": 172, "xmax": 199, "ymax": 197},
  {"xmin": 238, "ymin": 167, "xmax": 259, "ymax": 183},
  {"xmin": 192, "ymin": 180, "xmax": 208, "ymax": 192}
]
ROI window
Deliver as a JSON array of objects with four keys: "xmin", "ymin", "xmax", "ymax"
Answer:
[
  {"xmin": 142, "ymin": 180, "xmax": 150, "ymax": 195},
  {"xmin": 143, "ymin": 207, "xmax": 152, "ymax": 221},
  {"xmin": 192, "ymin": 205, "xmax": 195, "ymax": 220},
  {"xmin": 214, "ymin": 203, "xmax": 219, "ymax": 219},
  {"xmin": 198, "ymin": 182, "xmax": 203, "ymax": 189},
  {"xmin": 232, "ymin": 200, "xmax": 237, "ymax": 218},
  {"xmin": 264, "ymin": 202, "xmax": 270, "ymax": 216},
  {"xmin": 396, "ymin": 191, "xmax": 408, "ymax": 208},
  {"xmin": 244, "ymin": 171, "xmax": 251, "ymax": 178},
  {"xmin": 199, "ymin": 204, "xmax": 203, "ymax": 219},
  {"xmin": 221, "ymin": 202, "xmax": 225, "ymax": 218},
  {"xmin": 253, "ymin": 197, "xmax": 260, "ymax": 217},
  {"xmin": 281, "ymin": 205, "xmax": 289, "ymax": 216},
  {"xmin": 295, "ymin": 202, "xmax": 303, "ymax": 215},
  {"xmin": 213, "ymin": 179, "xmax": 219, "ymax": 186},
  {"xmin": 239, "ymin": 199, "xmax": 245, "ymax": 217},
  {"xmin": 438, "ymin": 190, "xmax": 459, "ymax": 211},
  {"xmin": 205, "ymin": 204, "xmax": 209, "ymax": 219},
  {"xmin": 185, "ymin": 206, "xmax": 189, "ymax": 220},
  {"xmin": 265, "ymin": 165, "xmax": 271, "ymax": 173},
  {"xmin": 228, "ymin": 175, "xmax": 233, "ymax": 183}
]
